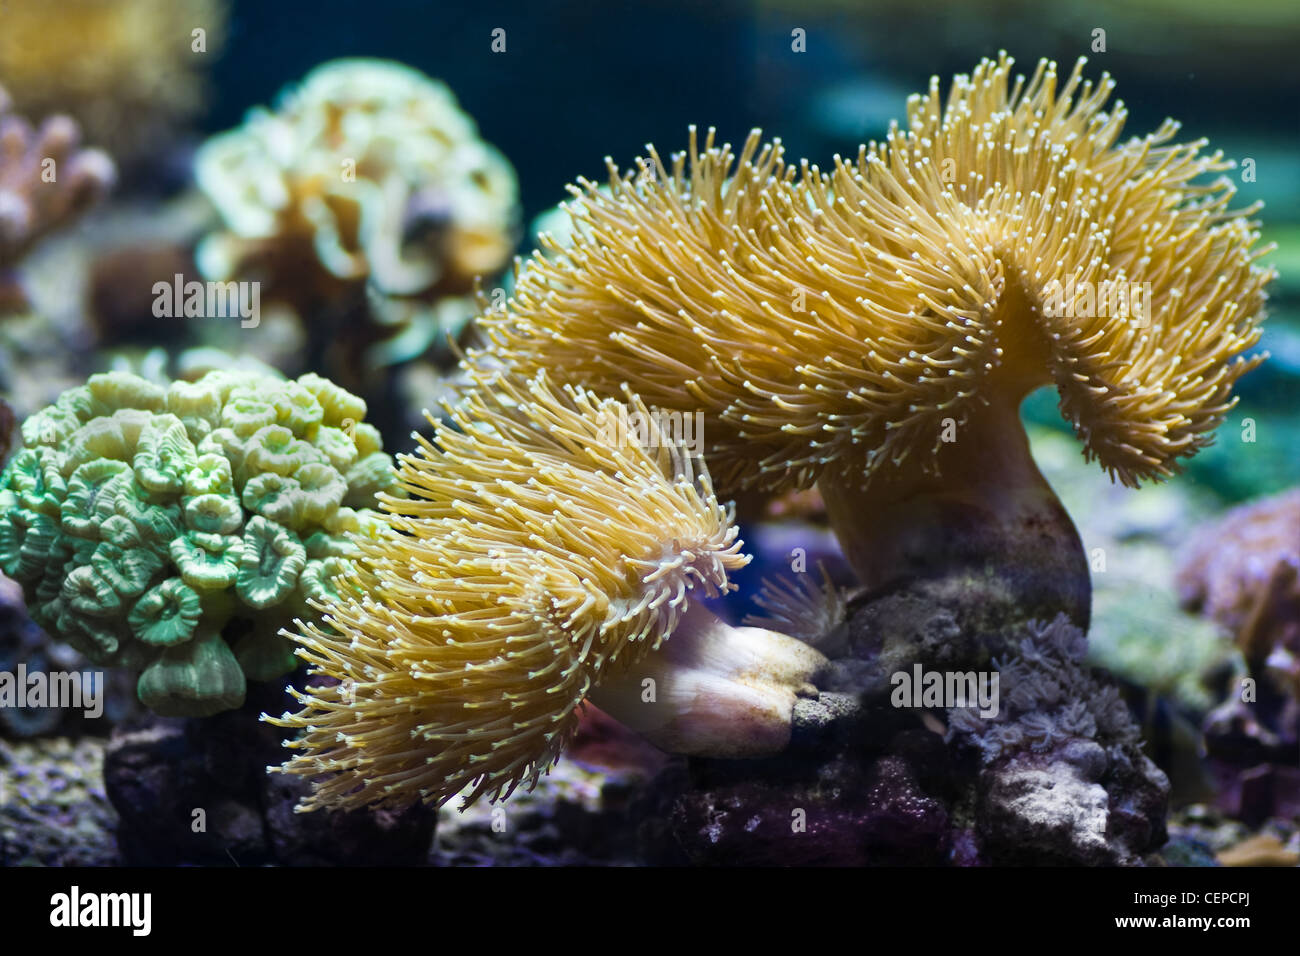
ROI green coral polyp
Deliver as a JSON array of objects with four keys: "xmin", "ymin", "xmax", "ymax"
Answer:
[
  {"xmin": 237, "ymin": 516, "xmax": 307, "ymax": 608},
  {"xmin": 92, "ymin": 543, "xmax": 161, "ymax": 597},
  {"xmin": 133, "ymin": 415, "xmax": 199, "ymax": 494},
  {"xmin": 85, "ymin": 372, "xmax": 166, "ymax": 414},
  {"xmin": 183, "ymin": 493, "xmax": 243, "ymax": 534},
  {"xmin": 222, "ymin": 398, "xmax": 279, "ymax": 438},
  {"xmin": 271, "ymin": 382, "xmax": 325, "ymax": 433},
  {"xmin": 61, "ymin": 566, "xmax": 122, "ymax": 617},
  {"xmin": 137, "ymin": 631, "xmax": 247, "ymax": 718},
  {"xmin": 242, "ymin": 473, "xmax": 305, "ymax": 526},
  {"xmin": 170, "ymin": 534, "xmax": 242, "ymax": 591},
  {"xmin": 184, "ymin": 454, "xmax": 235, "ymax": 497},
  {"xmin": 18, "ymin": 514, "xmax": 60, "ymax": 581},
  {"xmin": 129, "ymin": 579, "xmax": 203, "ymax": 646},
  {"xmin": 310, "ymin": 426, "xmax": 360, "ymax": 471},
  {"xmin": 293, "ymin": 463, "xmax": 348, "ymax": 524},
  {"xmin": 242, "ymin": 425, "xmax": 320, "ymax": 479},
  {"xmin": 64, "ymin": 410, "xmax": 150, "ymax": 469},
  {"xmin": 297, "ymin": 556, "xmax": 354, "ymax": 605},
  {"xmin": 9, "ymin": 448, "xmax": 66, "ymax": 515},
  {"xmin": 299, "ymin": 372, "xmax": 365, "ymax": 426},
  {"xmin": 0, "ymin": 369, "xmax": 395, "ymax": 717},
  {"xmin": 61, "ymin": 459, "xmax": 132, "ymax": 538}
]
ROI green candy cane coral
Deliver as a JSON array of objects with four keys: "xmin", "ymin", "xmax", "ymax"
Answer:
[{"xmin": 0, "ymin": 369, "xmax": 394, "ymax": 716}]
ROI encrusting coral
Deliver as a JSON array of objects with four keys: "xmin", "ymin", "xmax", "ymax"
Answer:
[
  {"xmin": 0, "ymin": 369, "xmax": 394, "ymax": 716},
  {"xmin": 269, "ymin": 371, "xmax": 826, "ymax": 811},
  {"xmin": 946, "ymin": 614, "xmax": 1169, "ymax": 864},
  {"xmin": 0, "ymin": 0, "xmax": 226, "ymax": 161},
  {"xmin": 196, "ymin": 58, "xmax": 518, "ymax": 372},
  {"xmin": 0, "ymin": 85, "xmax": 116, "ymax": 313},
  {"xmin": 476, "ymin": 54, "xmax": 1273, "ymax": 619}
]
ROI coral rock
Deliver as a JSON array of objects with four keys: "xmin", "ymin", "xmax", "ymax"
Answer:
[
  {"xmin": 103, "ymin": 684, "xmax": 436, "ymax": 866},
  {"xmin": 0, "ymin": 736, "xmax": 118, "ymax": 865}
]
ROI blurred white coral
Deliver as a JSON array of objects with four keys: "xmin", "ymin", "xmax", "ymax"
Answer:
[{"xmin": 196, "ymin": 59, "xmax": 518, "ymax": 300}]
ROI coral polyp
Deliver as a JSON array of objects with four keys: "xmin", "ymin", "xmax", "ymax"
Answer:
[{"xmin": 0, "ymin": 369, "xmax": 394, "ymax": 716}]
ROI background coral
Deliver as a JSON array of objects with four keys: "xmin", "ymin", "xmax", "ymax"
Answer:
[
  {"xmin": 0, "ymin": 85, "xmax": 115, "ymax": 313},
  {"xmin": 1177, "ymin": 488, "xmax": 1300, "ymax": 826},
  {"xmin": 0, "ymin": 0, "xmax": 226, "ymax": 161},
  {"xmin": 1178, "ymin": 487, "xmax": 1300, "ymax": 682},
  {"xmin": 196, "ymin": 58, "xmax": 518, "ymax": 376},
  {"xmin": 0, "ymin": 368, "xmax": 394, "ymax": 716}
]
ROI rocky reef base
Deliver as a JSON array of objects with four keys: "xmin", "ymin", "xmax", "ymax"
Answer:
[{"xmin": 634, "ymin": 576, "xmax": 1170, "ymax": 866}]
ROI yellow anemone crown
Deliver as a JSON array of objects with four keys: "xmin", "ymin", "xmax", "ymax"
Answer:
[
  {"xmin": 479, "ymin": 54, "xmax": 1272, "ymax": 492},
  {"xmin": 270, "ymin": 371, "xmax": 746, "ymax": 810}
]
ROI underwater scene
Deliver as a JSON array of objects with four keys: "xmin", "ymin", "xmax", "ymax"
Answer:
[{"xmin": 0, "ymin": 0, "xmax": 1298, "ymax": 895}]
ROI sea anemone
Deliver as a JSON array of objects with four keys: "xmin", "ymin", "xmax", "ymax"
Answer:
[
  {"xmin": 0, "ymin": 0, "xmax": 226, "ymax": 160},
  {"xmin": 269, "ymin": 371, "xmax": 826, "ymax": 811},
  {"xmin": 0, "ymin": 85, "xmax": 116, "ymax": 312},
  {"xmin": 196, "ymin": 58, "xmax": 518, "ymax": 371},
  {"xmin": 476, "ymin": 54, "xmax": 1273, "ymax": 619}
]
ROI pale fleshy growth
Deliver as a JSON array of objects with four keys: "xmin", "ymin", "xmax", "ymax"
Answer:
[
  {"xmin": 477, "ymin": 54, "xmax": 1272, "ymax": 493},
  {"xmin": 1177, "ymin": 488, "xmax": 1300, "ymax": 690},
  {"xmin": 269, "ymin": 371, "xmax": 754, "ymax": 811}
]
